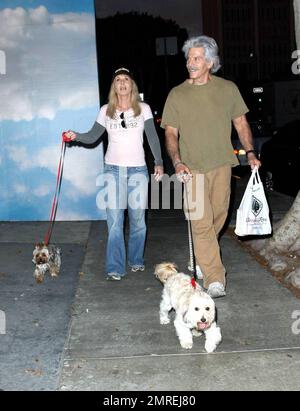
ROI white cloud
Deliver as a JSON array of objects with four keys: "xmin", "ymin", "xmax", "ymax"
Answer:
[
  {"xmin": 38, "ymin": 145, "xmax": 102, "ymax": 196},
  {"xmin": 32, "ymin": 185, "xmax": 52, "ymax": 197},
  {"xmin": 14, "ymin": 183, "xmax": 27, "ymax": 194},
  {"xmin": 7, "ymin": 143, "xmax": 102, "ymax": 197},
  {"xmin": 0, "ymin": 6, "xmax": 98, "ymax": 121},
  {"xmin": 8, "ymin": 146, "xmax": 33, "ymax": 170}
]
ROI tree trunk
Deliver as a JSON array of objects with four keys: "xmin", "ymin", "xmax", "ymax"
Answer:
[
  {"xmin": 250, "ymin": 191, "xmax": 300, "ymax": 288},
  {"xmin": 267, "ymin": 191, "xmax": 300, "ymax": 254}
]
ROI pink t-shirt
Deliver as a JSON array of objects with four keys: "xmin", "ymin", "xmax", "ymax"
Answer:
[{"xmin": 96, "ymin": 102, "xmax": 153, "ymax": 167}]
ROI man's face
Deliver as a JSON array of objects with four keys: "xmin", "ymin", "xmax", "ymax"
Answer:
[{"xmin": 186, "ymin": 47, "xmax": 213, "ymax": 82}]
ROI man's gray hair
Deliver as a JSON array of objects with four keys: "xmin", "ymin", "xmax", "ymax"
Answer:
[{"xmin": 182, "ymin": 35, "xmax": 221, "ymax": 73}]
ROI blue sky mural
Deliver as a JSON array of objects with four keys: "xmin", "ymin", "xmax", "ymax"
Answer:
[
  {"xmin": 0, "ymin": 0, "xmax": 93, "ymax": 13},
  {"xmin": 0, "ymin": 0, "xmax": 104, "ymax": 220}
]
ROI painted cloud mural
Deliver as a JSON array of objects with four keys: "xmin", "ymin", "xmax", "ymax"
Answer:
[{"xmin": 0, "ymin": 1, "xmax": 104, "ymax": 220}]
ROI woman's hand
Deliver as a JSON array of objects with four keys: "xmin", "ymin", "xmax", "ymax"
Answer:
[
  {"xmin": 154, "ymin": 165, "xmax": 164, "ymax": 182},
  {"xmin": 64, "ymin": 130, "xmax": 77, "ymax": 141}
]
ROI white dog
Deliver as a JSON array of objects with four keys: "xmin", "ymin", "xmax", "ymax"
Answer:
[{"xmin": 155, "ymin": 262, "xmax": 222, "ymax": 353}]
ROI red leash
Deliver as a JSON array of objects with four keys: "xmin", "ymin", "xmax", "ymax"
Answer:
[{"xmin": 44, "ymin": 132, "xmax": 72, "ymax": 245}]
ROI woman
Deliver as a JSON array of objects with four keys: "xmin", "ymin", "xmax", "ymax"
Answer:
[{"xmin": 65, "ymin": 68, "xmax": 164, "ymax": 280}]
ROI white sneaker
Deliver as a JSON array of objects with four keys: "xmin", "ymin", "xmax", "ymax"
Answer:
[
  {"xmin": 207, "ymin": 282, "xmax": 226, "ymax": 298},
  {"xmin": 106, "ymin": 273, "xmax": 122, "ymax": 281},
  {"xmin": 131, "ymin": 265, "xmax": 145, "ymax": 272}
]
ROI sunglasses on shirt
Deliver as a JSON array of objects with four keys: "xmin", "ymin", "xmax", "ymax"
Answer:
[{"xmin": 120, "ymin": 112, "xmax": 127, "ymax": 129}]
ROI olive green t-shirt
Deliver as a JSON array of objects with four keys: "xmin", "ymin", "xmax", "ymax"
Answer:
[{"xmin": 161, "ymin": 75, "xmax": 249, "ymax": 173}]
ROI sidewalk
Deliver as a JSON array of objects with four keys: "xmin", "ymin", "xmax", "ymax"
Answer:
[
  {"xmin": 0, "ymin": 175, "xmax": 299, "ymax": 391},
  {"xmin": 0, "ymin": 222, "xmax": 90, "ymax": 391}
]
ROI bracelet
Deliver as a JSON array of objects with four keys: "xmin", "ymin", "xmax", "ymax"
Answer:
[
  {"xmin": 245, "ymin": 150, "xmax": 256, "ymax": 157},
  {"xmin": 173, "ymin": 160, "xmax": 184, "ymax": 168}
]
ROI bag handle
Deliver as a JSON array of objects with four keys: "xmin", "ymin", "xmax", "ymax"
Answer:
[
  {"xmin": 251, "ymin": 166, "xmax": 262, "ymax": 186},
  {"xmin": 239, "ymin": 167, "xmax": 262, "ymax": 205}
]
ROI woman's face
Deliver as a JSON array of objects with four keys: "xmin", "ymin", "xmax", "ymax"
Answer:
[{"xmin": 114, "ymin": 74, "xmax": 132, "ymax": 97}]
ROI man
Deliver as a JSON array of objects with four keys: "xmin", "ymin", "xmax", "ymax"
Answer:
[{"xmin": 161, "ymin": 35, "xmax": 261, "ymax": 298}]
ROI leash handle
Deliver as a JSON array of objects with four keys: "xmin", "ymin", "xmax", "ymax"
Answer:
[
  {"xmin": 44, "ymin": 134, "xmax": 68, "ymax": 245},
  {"xmin": 62, "ymin": 131, "xmax": 73, "ymax": 143}
]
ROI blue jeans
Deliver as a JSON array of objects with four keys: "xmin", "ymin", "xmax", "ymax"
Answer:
[{"xmin": 103, "ymin": 164, "xmax": 149, "ymax": 276}]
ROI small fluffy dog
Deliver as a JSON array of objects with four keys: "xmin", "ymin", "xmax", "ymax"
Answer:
[
  {"xmin": 32, "ymin": 242, "xmax": 61, "ymax": 283},
  {"xmin": 155, "ymin": 262, "xmax": 222, "ymax": 353}
]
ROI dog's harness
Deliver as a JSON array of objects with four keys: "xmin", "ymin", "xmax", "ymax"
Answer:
[
  {"xmin": 191, "ymin": 278, "xmax": 197, "ymax": 289},
  {"xmin": 44, "ymin": 133, "xmax": 71, "ymax": 245}
]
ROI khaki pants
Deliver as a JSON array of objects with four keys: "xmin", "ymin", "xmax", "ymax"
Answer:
[{"xmin": 184, "ymin": 164, "xmax": 232, "ymax": 289}]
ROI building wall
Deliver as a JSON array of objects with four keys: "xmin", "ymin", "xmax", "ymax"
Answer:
[{"xmin": 202, "ymin": 0, "xmax": 295, "ymax": 82}]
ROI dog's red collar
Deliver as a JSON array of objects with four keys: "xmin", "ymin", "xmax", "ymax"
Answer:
[{"xmin": 191, "ymin": 278, "xmax": 197, "ymax": 289}]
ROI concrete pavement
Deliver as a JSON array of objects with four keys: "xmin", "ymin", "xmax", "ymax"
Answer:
[
  {"xmin": 0, "ymin": 174, "xmax": 299, "ymax": 391},
  {"xmin": 0, "ymin": 222, "xmax": 90, "ymax": 391}
]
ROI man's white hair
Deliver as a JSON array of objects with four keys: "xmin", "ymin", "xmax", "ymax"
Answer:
[{"xmin": 182, "ymin": 35, "xmax": 221, "ymax": 73}]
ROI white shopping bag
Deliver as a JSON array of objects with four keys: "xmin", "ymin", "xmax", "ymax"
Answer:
[{"xmin": 235, "ymin": 168, "xmax": 272, "ymax": 236}]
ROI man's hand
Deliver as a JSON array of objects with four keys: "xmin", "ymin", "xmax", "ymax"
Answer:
[
  {"xmin": 175, "ymin": 162, "xmax": 192, "ymax": 183},
  {"xmin": 247, "ymin": 151, "xmax": 261, "ymax": 169}
]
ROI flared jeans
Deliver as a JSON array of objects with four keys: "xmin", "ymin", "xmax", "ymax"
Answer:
[{"xmin": 103, "ymin": 164, "xmax": 149, "ymax": 276}]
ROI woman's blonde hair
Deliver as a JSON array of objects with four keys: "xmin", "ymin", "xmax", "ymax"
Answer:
[{"xmin": 106, "ymin": 76, "xmax": 141, "ymax": 119}]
